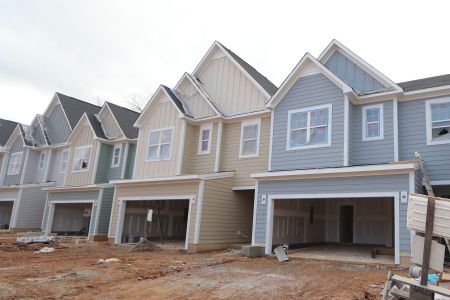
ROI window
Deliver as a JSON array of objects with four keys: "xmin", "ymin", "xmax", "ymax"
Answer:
[
  {"xmin": 72, "ymin": 145, "xmax": 92, "ymax": 172},
  {"xmin": 239, "ymin": 119, "xmax": 261, "ymax": 158},
  {"xmin": 198, "ymin": 123, "xmax": 212, "ymax": 155},
  {"xmin": 362, "ymin": 104, "xmax": 383, "ymax": 141},
  {"xmin": 38, "ymin": 152, "xmax": 46, "ymax": 171},
  {"xmin": 7, "ymin": 152, "xmax": 23, "ymax": 175},
  {"xmin": 111, "ymin": 144, "xmax": 122, "ymax": 168},
  {"xmin": 59, "ymin": 149, "xmax": 69, "ymax": 174},
  {"xmin": 287, "ymin": 104, "xmax": 332, "ymax": 150},
  {"xmin": 146, "ymin": 128, "xmax": 174, "ymax": 161},
  {"xmin": 427, "ymin": 98, "xmax": 450, "ymax": 145}
]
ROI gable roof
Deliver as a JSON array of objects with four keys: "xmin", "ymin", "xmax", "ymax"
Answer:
[
  {"xmin": 161, "ymin": 85, "xmax": 189, "ymax": 116},
  {"xmin": 104, "ymin": 102, "xmax": 140, "ymax": 139},
  {"xmin": 56, "ymin": 92, "xmax": 101, "ymax": 129},
  {"xmin": 0, "ymin": 118, "xmax": 18, "ymax": 146},
  {"xmin": 398, "ymin": 74, "xmax": 450, "ymax": 92},
  {"xmin": 85, "ymin": 113, "xmax": 107, "ymax": 139}
]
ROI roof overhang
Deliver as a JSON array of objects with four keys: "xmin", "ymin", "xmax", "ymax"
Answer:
[
  {"xmin": 44, "ymin": 183, "xmax": 112, "ymax": 192},
  {"xmin": 98, "ymin": 103, "xmax": 127, "ymax": 138},
  {"xmin": 65, "ymin": 113, "xmax": 98, "ymax": 144}
]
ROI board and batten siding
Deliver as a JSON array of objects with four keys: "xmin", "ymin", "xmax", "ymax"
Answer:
[
  {"xmin": 47, "ymin": 149, "xmax": 68, "ymax": 187},
  {"xmin": 324, "ymin": 51, "xmax": 385, "ymax": 94},
  {"xmin": 95, "ymin": 143, "xmax": 125, "ymax": 183},
  {"xmin": 14, "ymin": 186, "xmax": 48, "ymax": 229},
  {"xmin": 31, "ymin": 122, "xmax": 47, "ymax": 146},
  {"xmin": 182, "ymin": 123, "xmax": 217, "ymax": 175},
  {"xmin": 175, "ymin": 80, "xmax": 216, "ymax": 119},
  {"xmin": 98, "ymin": 109, "xmax": 123, "ymax": 139},
  {"xmin": 44, "ymin": 103, "xmax": 71, "ymax": 145},
  {"xmin": 255, "ymin": 173, "xmax": 411, "ymax": 253},
  {"xmin": 200, "ymin": 177, "xmax": 253, "ymax": 244},
  {"xmin": 197, "ymin": 48, "xmax": 267, "ymax": 115},
  {"xmin": 134, "ymin": 100, "xmax": 182, "ymax": 179},
  {"xmin": 350, "ymin": 101, "xmax": 395, "ymax": 165},
  {"xmin": 271, "ymin": 73, "xmax": 344, "ymax": 171},
  {"xmin": 109, "ymin": 182, "xmax": 199, "ymax": 243},
  {"xmin": 3, "ymin": 136, "xmax": 25, "ymax": 186},
  {"xmin": 220, "ymin": 116, "xmax": 270, "ymax": 186},
  {"xmin": 399, "ymin": 98, "xmax": 450, "ymax": 182},
  {"xmin": 65, "ymin": 126, "xmax": 98, "ymax": 186}
]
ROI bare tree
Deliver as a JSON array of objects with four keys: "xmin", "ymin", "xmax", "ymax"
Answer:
[{"xmin": 126, "ymin": 93, "xmax": 147, "ymax": 112}]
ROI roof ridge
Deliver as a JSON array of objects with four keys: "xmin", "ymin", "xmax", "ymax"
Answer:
[
  {"xmin": 56, "ymin": 92, "xmax": 101, "ymax": 108},
  {"xmin": 105, "ymin": 101, "xmax": 140, "ymax": 115}
]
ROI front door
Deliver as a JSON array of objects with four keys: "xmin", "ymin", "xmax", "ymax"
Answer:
[{"xmin": 340, "ymin": 205, "xmax": 353, "ymax": 243}]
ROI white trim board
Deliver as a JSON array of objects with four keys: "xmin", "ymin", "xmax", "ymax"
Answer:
[{"xmin": 111, "ymin": 171, "xmax": 235, "ymax": 185}]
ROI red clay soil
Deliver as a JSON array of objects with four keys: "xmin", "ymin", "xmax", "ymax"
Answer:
[{"xmin": 0, "ymin": 234, "xmax": 406, "ymax": 299}]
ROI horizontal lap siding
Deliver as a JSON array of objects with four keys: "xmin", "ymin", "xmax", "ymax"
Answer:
[
  {"xmin": 182, "ymin": 123, "xmax": 217, "ymax": 175},
  {"xmin": 95, "ymin": 143, "xmax": 125, "ymax": 183},
  {"xmin": 271, "ymin": 74, "xmax": 344, "ymax": 171},
  {"xmin": 109, "ymin": 182, "xmax": 198, "ymax": 241},
  {"xmin": 255, "ymin": 174, "xmax": 411, "ymax": 252},
  {"xmin": 350, "ymin": 101, "xmax": 395, "ymax": 165},
  {"xmin": 0, "ymin": 189, "xmax": 19, "ymax": 201},
  {"xmin": 98, "ymin": 188, "xmax": 114, "ymax": 234},
  {"xmin": 47, "ymin": 149, "xmax": 68, "ymax": 186},
  {"xmin": 200, "ymin": 178, "xmax": 253, "ymax": 244},
  {"xmin": 15, "ymin": 187, "xmax": 48, "ymax": 229},
  {"xmin": 125, "ymin": 144, "xmax": 136, "ymax": 179},
  {"xmin": 399, "ymin": 98, "xmax": 450, "ymax": 181}
]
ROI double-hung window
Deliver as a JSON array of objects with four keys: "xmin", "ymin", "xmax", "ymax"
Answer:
[
  {"xmin": 427, "ymin": 98, "xmax": 450, "ymax": 145},
  {"xmin": 7, "ymin": 152, "xmax": 23, "ymax": 175},
  {"xmin": 362, "ymin": 104, "xmax": 384, "ymax": 141},
  {"xmin": 198, "ymin": 123, "xmax": 212, "ymax": 155},
  {"xmin": 59, "ymin": 149, "xmax": 69, "ymax": 174},
  {"xmin": 72, "ymin": 145, "xmax": 92, "ymax": 172},
  {"xmin": 146, "ymin": 128, "xmax": 174, "ymax": 161},
  {"xmin": 239, "ymin": 119, "xmax": 261, "ymax": 158},
  {"xmin": 111, "ymin": 144, "xmax": 122, "ymax": 168},
  {"xmin": 38, "ymin": 152, "xmax": 46, "ymax": 171},
  {"xmin": 287, "ymin": 104, "xmax": 332, "ymax": 150}
]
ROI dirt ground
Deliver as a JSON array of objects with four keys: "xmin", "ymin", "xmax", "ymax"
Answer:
[{"xmin": 0, "ymin": 234, "xmax": 406, "ymax": 299}]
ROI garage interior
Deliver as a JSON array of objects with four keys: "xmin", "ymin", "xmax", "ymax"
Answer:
[
  {"xmin": 51, "ymin": 203, "xmax": 92, "ymax": 236},
  {"xmin": 272, "ymin": 197, "xmax": 394, "ymax": 263},
  {"xmin": 0, "ymin": 201, "xmax": 13, "ymax": 229},
  {"xmin": 121, "ymin": 200, "xmax": 189, "ymax": 245}
]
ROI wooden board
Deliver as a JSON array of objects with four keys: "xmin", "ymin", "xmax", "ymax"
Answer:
[
  {"xmin": 411, "ymin": 235, "xmax": 445, "ymax": 272},
  {"xmin": 408, "ymin": 195, "xmax": 450, "ymax": 238}
]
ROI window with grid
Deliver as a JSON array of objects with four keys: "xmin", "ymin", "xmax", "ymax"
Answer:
[
  {"xmin": 146, "ymin": 128, "xmax": 173, "ymax": 161},
  {"xmin": 363, "ymin": 104, "xmax": 383, "ymax": 141},
  {"xmin": 240, "ymin": 120, "xmax": 260, "ymax": 158},
  {"xmin": 111, "ymin": 145, "xmax": 122, "ymax": 167},
  {"xmin": 431, "ymin": 102, "xmax": 450, "ymax": 141},
  {"xmin": 7, "ymin": 152, "xmax": 23, "ymax": 175},
  {"xmin": 59, "ymin": 150, "xmax": 69, "ymax": 174},
  {"xmin": 72, "ymin": 146, "xmax": 92, "ymax": 172},
  {"xmin": 198, "ymin": 124, "xmax": 212, "ymax": 155}
]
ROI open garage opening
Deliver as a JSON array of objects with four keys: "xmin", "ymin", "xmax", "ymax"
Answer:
[
  {"xmin": 0, "ymin": 201, "xmax": 13, "ymax": 230},
  {"xmin": 51, "ymin": 203, "xmax": 93, "ymax": 237},
  {"xmin": 120, "ymin": 199, "xmax": 190, "ymax": 249},
  {"xmin": 270, "ymin": 197, "xmax": 395, "ymax": 264}
]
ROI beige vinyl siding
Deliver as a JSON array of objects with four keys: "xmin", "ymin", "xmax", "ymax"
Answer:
[
  {"xmin": 220, "ymin": 115, "xmax": 270, "ymax": 186},
  {"xmin": 65, "ymin": 126, "xmax": 98, "ymax": 186},
  {"xmin": 197, "ymin": 48, "xmax": 267, "ymax": 115},
  {"xmin": 98, "ymin": 107, "xmax": 123, "ymax": 139},
  {"xmin": 182, "ymin": 122, "xmax": 217, "ymax": 175},
  {"xmin": 134, "ymin": 100, "xmax": 182, "ymax": 179},
  {"xmin": 109, "ymin": 182, "xmax": 199, "ymax": 243},
  {"xmin": 176, "ymin": 80, "xmax": 216, "ymax": 119},
  {"xmin": 200, "ymin": 177, "xmax": 253, "ymax": 244}
]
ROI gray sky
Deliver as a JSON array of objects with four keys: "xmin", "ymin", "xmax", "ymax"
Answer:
[{"xmin": 1, "ymin": 0, "xmax": 450, "ymax": 124}]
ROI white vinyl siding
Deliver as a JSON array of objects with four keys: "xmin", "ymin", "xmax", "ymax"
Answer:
[
  {"xmin": 111, "ymin": 144, "xmax": 122, "ymax": 168},
  {"xmin": 38, "ymin": 152, "xmax": 46, "ymax": 171},
  {"xmin": 362, "ymin": 104, "xmax": 384, "ymax": 141},
  {"xmin": 72, "ymin": 145, "xmax": 92, "ymax": 172},
  {"xmin": 198, "ymin": 123, "xmax": 212, "ymax": 155},
  {"xmin": 146, "ymin": 127, "xmax": 174, "ymax": 161},
  {"xmin": 59, "ymin": 150, "xmax": 69, "ymax": 174},
  {"xmin": 239, "ymin": 119, "xmax": 261, "ymax": 158},
  {"xmin": 287, "ymin": 104, "xmax": 332, "ymax": 151},
  {"xmin": 7, "ymin": 152, "xmax": 23, "ymax": 175},
  {"xmin": 426, "ymin": 98, "xmax": 450, "ymax": 145}
]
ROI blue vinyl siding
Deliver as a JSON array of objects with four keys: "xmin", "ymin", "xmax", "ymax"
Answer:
[
  {"xmin": 14, "ymin": 186, "xmax": 48, "ymax": 229},
  {"xmin": 271, "ymin": 73, "xmax": 344, "ymax": 171},
  {"xmin": 3, "ymin": 137, "xmax": 25, "ymax": 186}
]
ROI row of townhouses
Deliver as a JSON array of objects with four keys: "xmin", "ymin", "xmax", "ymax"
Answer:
[{"xmin": 1, "ymin": 40, "xmax": 450, "ymax": 264}]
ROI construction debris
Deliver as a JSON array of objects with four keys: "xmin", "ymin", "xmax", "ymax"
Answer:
[
  {"xmin": 97, "ymin": 258, "xmax": 121, "ymax": 264},
  {"xmin": 35, "ymin": 247, "xmax": 55, "ymax": 254},
  {"xmin": 274, "ymin": 245, "xmax": 289, "ymax": 262},
  {"xmin": 16, "ymin": 234, "xmax": 56, "ymax": 244},
  {"xmin": 129, "ymin": 237, "xmax": 157, "ymax": 252}
]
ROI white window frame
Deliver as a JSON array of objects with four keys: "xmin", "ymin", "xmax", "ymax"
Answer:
[
  {"xmin": 362, "ymin": 103, "xmax": 384, "ymax": 141},
  {"xmin": 197, "ymin": 123, "xmax": 213, "ymax": 155},
  {"xmin": 239, "ymin": 118, "xmax": 261, "ymax": 159},
  {"xmin": 59, "ymin": 149, "xmax": 70, "ymax": 174},
  {"xmin": 72, "ymin": 145, "xmax": 92, "ymax": 173},
  {"xmin": 111, "ymin": 144, "xmax": 122, "ymax": 168},
  {"xmin": 7, "ymin": 152, "xmax": 23, "ymax": 175},
  {"xmin": 426, "ymin": 97, "xmax": 450, "ymax": 146},
  {"xmin": 38, "ymin": 152, "xmax": 46, "ymax": 171},
  {"xmin": 145, "ymin": 127, "xmax": 175, "ymax": 162},
  {"xmin": 286, "ymin": 104, "xmax": 332, "ymax": 151}
]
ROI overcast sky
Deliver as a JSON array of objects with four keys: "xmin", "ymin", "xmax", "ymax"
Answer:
[{"xmin": 1, "ymin": 0, "xmax": 449, "ymax": 124}]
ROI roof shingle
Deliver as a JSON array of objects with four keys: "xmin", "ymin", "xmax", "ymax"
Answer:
[{"xmin": 398, "ymin": 74, "xmax": 450, "ymax": 92}]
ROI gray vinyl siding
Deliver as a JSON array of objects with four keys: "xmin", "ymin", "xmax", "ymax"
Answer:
[
  {"xmin": 44, "ymin": 104, "xmax": 71, "ymax": 145},
  {"xmin": 22, "ymin": 150, "xmax": 48, "ymax": 184},
  {"xmin": 271, "ymin": 73, "xmax": 344, "ymax": 171},
  {"xmin": 324, "ymin": 51, "xmax": 385, "ymax": 94},
  {"xmin": 14, "ymin": 186, "xmax": 48, "ymax": 229},
  {"xmin": 97, "ymin": 187, "xmax": 114, "ymax": 234},
  {"xmin": 125, "ymin": 143, "xmax": 136, "ymax": 179},
  {"xmin": 95, "ymin": 143, "xmax": 125, "ymax": 183},
  {"xmin": 31, "ymin": 124, "xmax": 47, "ymax": 146},
  {"xmin": 3, "ymin": 138, "xmax": 25, "ymax": 186},
  {"xmin": 350, "ymin": 101, "xmax": 395, "ymax": 165},
  {"xmin": 47, "ymin": 149, "xmax": 66, "ymax": 186},
  {"xmin": 415, "ymin": 169, "xmax": 424, "ymax": 194},
  {"xmin": 255, "ymin": 174, "xmax": 411, "ymax": 252},
  {"xmin": 42, "ymin": 190, "xmax": 100, "ymax": 233},
  {"xmin": 399, "ymin": 98, "xmax": 450, "ymax": 181}
]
